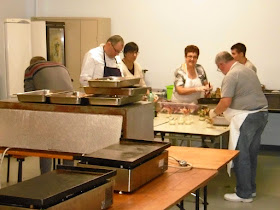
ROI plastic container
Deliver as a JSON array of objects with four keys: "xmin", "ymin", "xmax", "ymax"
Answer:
[{"xmin": 166, "ymin": 85, "xmax": 174, "ymax": 100}]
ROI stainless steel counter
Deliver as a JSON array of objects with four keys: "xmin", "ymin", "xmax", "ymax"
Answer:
[{"xmin": 0, "ymin": 99, "xmax": 154, "ymax": 142}]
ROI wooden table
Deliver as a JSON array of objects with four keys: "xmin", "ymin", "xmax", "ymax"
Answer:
[
  {"xmin": 110, "ymin": 168, "xmax": 217, "ymax": 210},
  {"xmin": 154, "ymin": 114, "xmax": 229, "ymax": 148},
  {"xmin": 167, "ymin": 146, "xmax": 239, "ymax": 170},
  {"xmin": 110, "ymin": 146, "xmax": 238, "ymax": 210},
  {"xmin": 0, "ymin": 147, "xmax": 79, "ymax": 182},
  {"xmin": 0, "ymin": 147, "xmax": 238, "ymax": 209}
]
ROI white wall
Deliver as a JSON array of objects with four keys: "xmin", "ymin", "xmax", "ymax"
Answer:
[
  {"xmin": 2, "ymin": 0, "xmax": 279, "ymax": 95},
  {"xmin": 0, "ymin": 0, "xmax": 35, "ymax": 99}
]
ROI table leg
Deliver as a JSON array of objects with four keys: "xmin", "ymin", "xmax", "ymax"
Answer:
[
  {"xmin": 161, "ymin": 132, "xmax": 165, "ymax": 141},
  {"xmin": 176, "ymin": 200, "xmax": 185, "ymax": 210},
  {"xmin": 17, "ymin": 157, "xmax": 25, "ymax": 182},
  {"xmin": 196, "ymin": 189, "xmax": 200, "ymax": 210},
  {"xmin": 7, "ymin": 155, "xmax": 11, "ymax": 182},
  {"xmin": 219, "ymin": 136, "xmax": 222, "ymax": 149},
  {"xmin": 53, "ymin": 158, "xmax": 56, "ymax": 170},
  {"xmin": 204, "ymin": 186, "xmax": 208, "ymax": 210}
]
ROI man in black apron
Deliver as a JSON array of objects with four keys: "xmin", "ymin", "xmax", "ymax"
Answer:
[{"xmin": 80, "ymin": 35, "xmax": 124, "ymax": 86}]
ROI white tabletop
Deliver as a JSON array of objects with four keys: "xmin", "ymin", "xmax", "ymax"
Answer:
[{"xmin": 154, "ymin": 113, "xmax": 229, "ymax": 137}]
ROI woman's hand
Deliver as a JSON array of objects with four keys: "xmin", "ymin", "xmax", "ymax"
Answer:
[{"xmin": 195, "ymin": 85, "xmax": 210, "ymax": 92}]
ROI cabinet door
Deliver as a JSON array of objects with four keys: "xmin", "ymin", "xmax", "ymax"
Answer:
[
  {"xmin": 64, "ymin": 20, "xmax": 81, "ymax": 91},
  {"xmin": 80, "ymin": 20, "xmax": 98, "ymax": 69}
]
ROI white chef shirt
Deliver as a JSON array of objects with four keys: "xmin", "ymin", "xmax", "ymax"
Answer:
[{"xmin": 79, "ymin": 44, "xmax": 122, "ymax": 87}]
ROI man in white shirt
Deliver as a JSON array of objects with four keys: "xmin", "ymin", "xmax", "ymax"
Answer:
[
  {"xmin": 231, "ymin": 43, "xmax": 257, "ymax": 73},
  {"xmin": 80, "ymin": 35, "xmax": 124, "ymax": 87}
]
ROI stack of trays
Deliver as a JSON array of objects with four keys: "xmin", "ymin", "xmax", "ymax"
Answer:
[{"xmin": 84, "ymin": 77, "xmax": 149, "ymax": 106}]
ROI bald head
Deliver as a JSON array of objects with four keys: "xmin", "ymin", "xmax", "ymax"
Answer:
[
  {"xmin": 215, "ymin": 51, "xmax": 234, "ymax": 65},
  {"xmin": 215, "ymin": 51, "xmax": 235, "ymax": 75}
]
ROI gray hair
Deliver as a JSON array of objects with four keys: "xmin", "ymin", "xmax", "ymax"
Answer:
[
  {"xmin": 30, "ymin": 56, "xmax": 46, "ymax": 65},
  {"xmin": 107, "ymin": 35, "xmax": 124, "ymax": 46},
  {"xmin": 215, "ymin": 51, "xmax": 234, "ymax": 64}
]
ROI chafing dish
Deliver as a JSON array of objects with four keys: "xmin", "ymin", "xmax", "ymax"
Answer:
[
  {"xmin": 48, "ymin": 91, "xmax": 88, "ymax": 105},
  {"xmin": 84, "ymin": 86, "xmax": 149, "ymax": 96},
  {"xmin": 0, "ymin": 165, "xmax": 116, "ymax": 210},
  {"xmin": 77, "ymin": 139, "xmax": 170, "ymax": 192},
  {"xmin": 86, "ymin": 94, "xmax": 142, "ymax": 106},
  {"xmin": 198, "ymin": 98, "xmax": 221, "ymax": 104},
  {"xmin": 16, "ymin": 89, "xmax": 64, "ymax": 103},
  {"xmin": 88, "ymin": 77, "xmax": 140, "ymax": 88}
]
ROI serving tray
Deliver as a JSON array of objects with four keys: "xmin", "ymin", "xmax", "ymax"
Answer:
[
  {"xmin": 48, "ymin": 91, "xmax": 88, "ymax": 105},
  {"xmin": 17, "ymin": 89, "xmax": 65, "ymax": 103},
  {"xmin": 86, "ymin": 94, "xmax": 142, "ymax": 106},
  {"xmin": 84, "ymin": 86, "xmax": 148, "ymax": 96},
  {"xmin": 198, "ymin": 98, "xmax": 221, "ymax": 104},
  {"xmin": 88, "ymin": 77, "xmax": 140, "ymax": 88}
]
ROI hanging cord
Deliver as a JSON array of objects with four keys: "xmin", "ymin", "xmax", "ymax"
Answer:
[
  {"xmin": 0, "ymin": 148, "xmax": 11, "ymax": 189},
  {"xmin": 168, "ymin": 156, "xmax": 193, "ymax": 171}
]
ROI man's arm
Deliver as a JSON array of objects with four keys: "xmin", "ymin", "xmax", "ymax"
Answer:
[
  {"xmin": 80, "ymin": 53, "xmax": 96, "ymax": 87},
  {"xmin": 209, "ymin": 97, "xmax": 232, "ymax": 118},
  {"xmin": 215, "ymin": 97, "xmax": 232, "ymax": 115},
  {"xmin": 24, "ymin": 79, "xmax": 35, "ymax": 92}
]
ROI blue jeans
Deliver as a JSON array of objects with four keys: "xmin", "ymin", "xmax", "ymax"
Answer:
[{"xmin": 234, "ymin": 111, "xmax": 268, "ymax": 199}]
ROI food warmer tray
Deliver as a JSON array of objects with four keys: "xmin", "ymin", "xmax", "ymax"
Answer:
[
  {"xmin": 76, "ymin": 138, "xmax": 171, "ymax": 169},
  {"xmin": 84, "ymin": 86, "xmax": 149, "ymax": 96},
  {"xmin": 88, "ymin": 77, "xmax": 140, "ymax": 88},
  {"xmin": 17, "ymin": 89, "xmax": 68, "ymax": 103},
  {"xmin": 198, "ymin": 98, "xmax": 221, "ymax": 104},
  {"xmin": 48, "ymin": 91, "xmax": 88, "ymax": 105},
  {"xmin": 0, "ymin": 165, "xmax": 116, "ymax": 209},
  {"xmin": 86, "ymin": 94, "xmax": 142, "ymax": 106}
]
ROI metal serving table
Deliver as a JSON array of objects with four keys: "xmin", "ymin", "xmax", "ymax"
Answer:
[{"xmin": 0, "ymin": 99, "xmax": 154, "ymax": 141}]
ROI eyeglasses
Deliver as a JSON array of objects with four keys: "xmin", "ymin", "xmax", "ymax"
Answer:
[{"xmin": 111, "ymin": 43, "xmax": 122, "ymax": 54}]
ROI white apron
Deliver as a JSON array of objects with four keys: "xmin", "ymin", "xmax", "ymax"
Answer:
[
  {"xmin": 224, "ymin": 106, "xmax": 267, "ymax": 176},
  {"xmin": 172, "ymin": 70, "xmax": 202, "ymax": 103}
]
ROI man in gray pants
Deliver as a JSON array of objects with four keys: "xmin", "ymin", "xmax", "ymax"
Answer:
[
  {"xmin": 24, "ymin": 56, "xmax": 74, "ymax": 174},
  {"xmin": 209, "ymin": 51, "xmax": 268, "ymax": 202}
]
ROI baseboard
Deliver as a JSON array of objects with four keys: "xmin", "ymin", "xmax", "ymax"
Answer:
[{"xmin": 260, "ymin": 145, "xmax": 280, "ymax": 151}]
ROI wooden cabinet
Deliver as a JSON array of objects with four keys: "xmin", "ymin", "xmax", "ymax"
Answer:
[{"xmin": 31, "ymin": 17, "xmax": 111, "ymax": 91}]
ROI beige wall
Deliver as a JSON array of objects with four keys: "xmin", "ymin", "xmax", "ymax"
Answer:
[
  {"xmin": 1, "ymin": 0, "xmax": 280, "ymax": 100},
  {"xmin": 35, "ymin": 0, "xmax": 280, "ymax": 91}
]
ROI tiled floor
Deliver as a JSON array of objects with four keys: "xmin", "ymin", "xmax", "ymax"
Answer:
[{"xmin": 0, "ymin": 150, "xmax": 279, "ymax": 210}]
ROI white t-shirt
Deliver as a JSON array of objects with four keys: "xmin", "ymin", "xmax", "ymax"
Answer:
[
  {"xmin": 244, "ymin": 60, "xmax": 257, "ymax": 73},
  {"xmin": 79, "ymin": 44, "xmax": 122, "ymax": 87}
]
